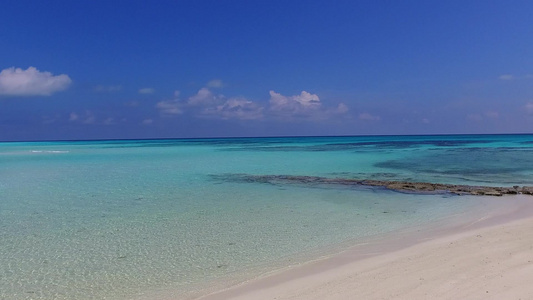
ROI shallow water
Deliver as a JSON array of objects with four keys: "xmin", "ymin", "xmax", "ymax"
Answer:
[{"xmin": 1, "ymin": 135, "xmax": 532, "ymax": 299}]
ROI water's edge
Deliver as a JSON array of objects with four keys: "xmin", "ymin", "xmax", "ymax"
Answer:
[{"xmin": 193, "ymin": 194, "xmax": 533, "ymax": 300}]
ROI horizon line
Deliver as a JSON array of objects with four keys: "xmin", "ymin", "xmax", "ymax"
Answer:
[{"xmin": 1, "ymin": 132, "xmax": 532, "ymax": 144}]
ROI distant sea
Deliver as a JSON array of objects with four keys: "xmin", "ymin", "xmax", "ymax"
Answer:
[{"xmin": 1, "ymin": 134, "xmax": 532, "ymax": 299}]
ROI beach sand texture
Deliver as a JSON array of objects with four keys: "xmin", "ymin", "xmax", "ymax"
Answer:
[{"xmin": 200, "ymin": 197, "xmax": 533, "ymax": 300}]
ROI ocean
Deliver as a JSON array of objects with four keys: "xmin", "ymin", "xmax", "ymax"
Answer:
[{"xmin": 1, "ymin": 134, "xmax": 532, "ymax": 299}]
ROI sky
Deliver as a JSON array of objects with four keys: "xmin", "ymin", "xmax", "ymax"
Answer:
[{"xmin": 1, "ymin": 0, "xmax": 532, "ymax": 141}]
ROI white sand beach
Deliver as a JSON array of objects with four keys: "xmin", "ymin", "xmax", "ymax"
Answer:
[{"xmin": 199, "ymin": 195, "xmax": 533, "ymax": 300}]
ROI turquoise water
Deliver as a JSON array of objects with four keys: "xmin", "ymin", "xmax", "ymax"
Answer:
[{"xmin": 1, "ymin": 134, "xmax": 532, "ymax": 299}]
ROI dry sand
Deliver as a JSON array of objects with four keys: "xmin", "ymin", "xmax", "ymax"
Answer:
[{"xmin": 199, "ymin": 195, "xmax": 533, "ymax": 300}]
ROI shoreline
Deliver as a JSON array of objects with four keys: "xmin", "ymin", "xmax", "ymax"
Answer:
[{"xmin": 195, "ymin": 194, "xmax": 533, "ymax": 300}]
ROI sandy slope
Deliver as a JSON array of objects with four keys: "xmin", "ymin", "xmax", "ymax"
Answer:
[{"xmin": 199, "ymin": 197, "xmax": 533, "ymax": 300}]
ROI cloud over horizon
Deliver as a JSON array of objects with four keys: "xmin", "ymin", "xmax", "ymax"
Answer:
[
  {"xmin": 0, "ymin": 67, "xmax": 72, "ymax": 96},
  {"xmin": 154, "ymin": 88, "xmax": 348, "ymax": 122},
  {"xmin": 269, "ymin": 90, "xmax": 348, "ymax": 120},
  {"xmin": 156, "ymin": 99, "xmax": 183, "ymax": 115},
  {"xmin": 187, "ymin": 88, "xmax": 223, "ymax": 107},
  {"xmin": 203, "ymin": 97, "xmax": 264, "ymax": 120},
  {"xmin": 269, "ymin": 90, "xmax": 320, "ymax": 114},
  {"xmin": 359, "ymin": 112, "xmax": 381, "ymax": 121},
  {"xmin": 69, "ymin": 111, "xmax": 96, "ymax": 124},
  {"xmin": 186, "ymin": 88, "xmax": 263, "ymax": 120}
]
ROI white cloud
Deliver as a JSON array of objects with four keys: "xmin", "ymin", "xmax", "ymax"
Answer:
[
  {"xmin": 138, "ymin": 87, "xmax": 155, "ymax": 94},
  {"xmin": 155, "ymin": 88, "xmax": 347, "ymax": 122},
  {"xmin": 0, "ymin": 66, "xmax": 71, "ymax": 96},
  {"xmin": 142, "ymin": 118, "xmax": 153, "ymax": 125},
  {"xmin": 264, "ymin": 90, "xmax": 348, "ymax": 120},
  {"xmin": 156, "ymin": 90, "xmax": 183, "ymax": 115},
  {"xmin": 207, "ymin": 79, "xmax": 224, "ymax": 88},
  {"xmin": 156, "ymin": 99, "xmax": 183, "ymax": 115},
  {"xmin": 68, "ymin": 111, "xmax": 119, "ymax": 125},
  {"xmin": 155, "ymin": 84, "xmax": 224, "ymax": 118},
  {"xmin": 268, "ymin": 90, "xmax": 326, "ymax": 119},
  {"xmin": 69, "ymin": 111, "xmax": 96, "ymax": 124},
  {"xmin": 269, "ymin": 90, "xmax": 320, "ymax": 111},
  {"xmin": 499, "ymin": 74, "xmax": 533, "ymax": 81},
  {"xmin": 69, "ymin": 112, "xmax": 79, "ymax": 121},
  {"xmin": 329, "ymin": 103, "xmax": 349, "ymax": 114},
  {"xmin": 293, "ymin": 91, "xmax": 320, "ymax": 106},
  {"xmin": 187, "ymin": 88, "xmax": 263, "ymax": 120},
  {"xmin": 499, "ymin": 74, "xmax": 514, "ymax": 81},
  {"xmin": 526, "ymin": 102, "xmax": 533, "ymax": 114},
  {"xmin": 94, "ymin": 85, "xmax": 122, "ymax": 92},
  {"xmin": 204, "ymin": 98, "xmax": 263, "ymax": 120},
  {"xmin": 187, "ymin": 88, "xmax": 223, "ymax": 106},
  {"xmin": 359, "ymin": 112, "xmax": 381, "ymax": 121}
]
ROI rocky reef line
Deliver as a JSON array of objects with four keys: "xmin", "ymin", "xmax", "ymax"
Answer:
[{"xmin": 220, "ymin": 174, "xmax": 533, "ymax": 197}]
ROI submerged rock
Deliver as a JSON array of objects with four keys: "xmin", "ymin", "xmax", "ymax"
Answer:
[{"xmin": 218, "ymin": 174, "xmax": 533, "ymax": 197}]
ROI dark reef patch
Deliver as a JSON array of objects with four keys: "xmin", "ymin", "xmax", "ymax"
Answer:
[{"xmin": 212, "ymin": 174, "xmax": 533, "ymax": 197}]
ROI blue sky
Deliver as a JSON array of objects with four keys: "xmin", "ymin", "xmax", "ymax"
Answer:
[{"xmin": 1, "ymin": 0, "xmax": 532, "ymax": 141}]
